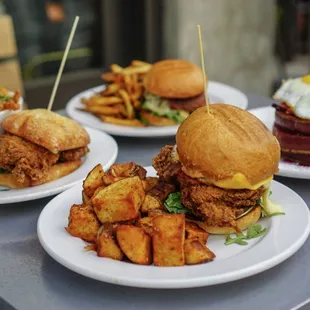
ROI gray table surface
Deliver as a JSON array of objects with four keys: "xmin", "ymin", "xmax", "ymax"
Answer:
[{"xmin": 0, "ymin": 94, "xmax": 310, "ymax": 310}]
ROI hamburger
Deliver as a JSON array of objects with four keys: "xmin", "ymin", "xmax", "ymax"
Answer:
[
  {"xmin": 153, "ymin": 104, "xmax": 281, "ymax": 234},
  {"xmin": 0, "ymin": 109, "xmax": 90, "ymax": 188},
  {"xmin": 141, "ymin": 59, "xmax": 205, "ymax": 126},
  {"xmin": 272, "ymin": 75, "xmax": 310, "ymax": 165}
]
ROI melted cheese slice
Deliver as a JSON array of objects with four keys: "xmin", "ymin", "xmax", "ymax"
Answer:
[{"xmin": 212, "ymin": 173, "xmax": 273, "ymax": 190}]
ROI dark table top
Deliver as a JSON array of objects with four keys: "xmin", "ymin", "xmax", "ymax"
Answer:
[{"xmin": 0, "ymin": 93, "xmax": 309, "ymax": 310}]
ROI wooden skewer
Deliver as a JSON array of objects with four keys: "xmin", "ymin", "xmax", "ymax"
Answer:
[
  {"xmin": 47, "ymin": 16, "xmax": 80, "ymax": 111},
  {"xmin": 197, "ymin": 24, "xmax": 210, "ymax": 115}
]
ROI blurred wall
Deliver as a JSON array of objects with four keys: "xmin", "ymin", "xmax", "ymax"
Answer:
[{"xmin": 163, "ymin": 0, "xmax": 278, "ymax": 96}]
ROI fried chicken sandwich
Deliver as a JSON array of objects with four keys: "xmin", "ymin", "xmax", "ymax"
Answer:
[
  {"xmin": 0, "ymin": 109, "xmax": 90, "ymax": 188},
  {"xmin": 153, "ymin": 104, "xmax": 281, "ymax": 234},
  {"xmin": 141, "ymin": 59, "xmax": 205, "ymax": 126}
]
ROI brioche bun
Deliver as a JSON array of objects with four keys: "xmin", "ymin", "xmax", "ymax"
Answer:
[
  {"xmin": 2, "ymin": 109, "xmax": 90, "ymax": 154},
  {"xmin": 176, "ymin": 104, "xmax": 280, "ymax": 185},
  {"xmin": 0, "ymin": 160, "xmax": 82, "ymax": 188},
  {"xmin": 196, "ymin": 206, "xmax": 262, "ymax": 235},
  {"xmin": 144, "ymin": 59, "xmax": 204, "ymax": 99}
]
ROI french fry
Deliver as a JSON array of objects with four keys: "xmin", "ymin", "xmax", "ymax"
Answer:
[
  {"xmin": 110, "ymin": 64, "xmax": 123, "ymax": 73},
  {"xmin": 101, "ymin": 83, "xmax": 120, "ymax": 96},
  {"xmin": 122, "ymin": 64, "xmax": 152, "ymax": 75},
  {"xmin": 100, "ymin": 116, "xmax": 145, "ymax": 127},
  {"xmin": 88, "ymin": 96, "xmax": 123, "ymax": 106},
  {"xmin": 80, "ymin": 105, "xmax": 124, "ymax": 116},
  {"xmin": 118, "ymin": 89, "xmax": 135, "ymax": 119},
  {"xmin": 131, "ymin": 60, "xmax": 152, "ymax": 67},
  {"xmin": 101, "ymin": 72, "xmax": 116, "ymax": 82},
  {"xmin": 133, "ymin": 100, "xmax": 141, "ymax": 109}
]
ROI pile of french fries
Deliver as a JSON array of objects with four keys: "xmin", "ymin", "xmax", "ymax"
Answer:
[
  {"xmin": 80, "ymin": 61, "xmax": 152, "ymax": 127},
  {"xmin": 66, "ymin": 162, "xmax": 215, "ymax": 266}
]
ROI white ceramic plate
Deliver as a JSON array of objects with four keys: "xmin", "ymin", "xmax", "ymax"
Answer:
[
  {"xmin": 249, "ymin": 106, "xmax": 310, "ymax": 179},
  {"xmin": 66, "ymin": 81, "xmax": 248, "ymax": 137},
  {"xmin": 37, "ymin": 167, "xmax": 310, "ymax": 289},
  {"xmin": 0, "ymin": 127, "xmax": 118, "ymax": 204}
]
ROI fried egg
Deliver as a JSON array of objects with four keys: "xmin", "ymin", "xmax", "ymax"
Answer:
[{"xmin": 274, "ymin": 75, "xmax": 310, "ymax": 119}]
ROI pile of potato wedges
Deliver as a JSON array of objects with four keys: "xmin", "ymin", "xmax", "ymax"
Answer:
[{"xmin": 66, "ymin": 162, "xmax": 215, "ymax": 266}]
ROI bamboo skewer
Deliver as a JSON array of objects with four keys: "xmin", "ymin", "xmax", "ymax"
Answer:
[
  {"xmin": 47, "ymin": 16, "xmax": 80, "ymax": 111},
  {"xmin": 197, "ymin": 24, "xmax": 210, "ymax": 115}
]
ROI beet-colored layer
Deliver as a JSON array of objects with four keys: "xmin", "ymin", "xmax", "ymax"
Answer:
[
  {"xmin": 273, "ymin": 125, "xmax": 310, "ymax": 151},
  {"xmin": 275, "ymin": 110, "xmax": 310, "ymax": 135}
]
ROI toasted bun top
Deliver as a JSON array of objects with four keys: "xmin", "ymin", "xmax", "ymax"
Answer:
[
  {"xmin": 176, "ymin": 104, "xmax": 280, "ymax": 186},
  {"xmin": 144, "ymin": 59, "xmax": 204, "ymax": 98},
  {"xmin": 2, "ymin": 109, "xmax": 90, "ymax": 153}
]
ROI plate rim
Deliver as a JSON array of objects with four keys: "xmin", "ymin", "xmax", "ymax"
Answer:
[
  {"xmin": 37, "ymin": 166, "xmax": 310, "ymax": 289},
  {"xmin": 65, "ymin": 81, "xmax": 248, "ymax": 137},
  {"xmin": 0, "ymin": 127, "xmax": 118, "ymax": 204}
]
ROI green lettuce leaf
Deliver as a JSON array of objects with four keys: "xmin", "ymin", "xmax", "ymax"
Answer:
[{"xmin": 164, "ymin": 192, "xmax": 192, "ymax": 214}]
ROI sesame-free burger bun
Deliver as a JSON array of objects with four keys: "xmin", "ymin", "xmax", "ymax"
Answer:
[
  {"xmin": 144, "ymin": 59, "xmax": 204, "ymax": 99},
  {"xmin": 176, "ymin": 104, "xmax": 280, "ymax": 186}
]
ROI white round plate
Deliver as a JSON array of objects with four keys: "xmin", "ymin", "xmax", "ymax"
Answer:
[
  {"xmin": 66, "ymin": 81, "xmax": 248, "ymax": 137},
  {"xmin": 37, "ymin": 167, "xmax": 310, "ymax": 289},
  {"xmin": 249, "ymin": 106, "xmax": 310, "ymax": 179},
  {"xmin": 0, "ymin": 127, "xmax": 118, "ymax": 204}
]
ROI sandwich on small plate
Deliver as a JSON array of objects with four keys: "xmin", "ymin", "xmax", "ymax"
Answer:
[
  {"xmin": 141, "ymin": 59, "xmax": 205, "ymax": 126},
  {"xmin": 153, "ymin": 104, "xmax": 283, "ymax": 234},
  {"xmin": 0, "ymin": 109, "xmax": 90, "ymax": 188},
  {"xmin": 273, "ymin": 75, "xmax": 310, "ymax": 165}
]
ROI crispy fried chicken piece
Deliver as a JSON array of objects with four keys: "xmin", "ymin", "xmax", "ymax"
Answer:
[
  {"xmin": 0, "ymin": 134, "xmax": 59, "ymax": 183},
  {"xmin": 178, "ymin": 171, "xmax": 263, "ymax": 227},
  {"xmin": 147, "ymin": 181, "xmax": 176, "ymax": 202},
  {"xmin": 152, "ymin": 145, "xmax": 181, "ymax": 182},
  {"xmin": 59, "ymin": 146, "xmax": 89, "ymax": 162}
]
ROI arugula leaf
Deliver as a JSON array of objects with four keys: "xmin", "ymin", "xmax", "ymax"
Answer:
[
  {"xmin": 0, "ymin": 94, "xmax": 11, "ymax": 101},
  {"xmin": 164, "ymin": 192, "xmax": 192, "ymax": 214},
  {"xmin": 225, "ymin": 224, "xmax": 267, "ymax": 246}
]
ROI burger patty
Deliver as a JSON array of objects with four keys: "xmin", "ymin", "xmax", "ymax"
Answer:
[
  {"xmin": 167, "ymin": 92, "xmax": 206, "ymax": 112},
  {"xmin": 0, "ymin": 134, "xmax": 88, "ymax": 183}
]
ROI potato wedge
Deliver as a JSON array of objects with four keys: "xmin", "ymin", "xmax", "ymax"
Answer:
[
  {"xmin": 142, "ymin": 177, "xmax": 159, "ymax": 192},
  {"xmin": 82, "ymin": 190, "xmax": 90, "ymax": 204},
  {"xmin": 184, "ymin": 238, "xmax": 215, "ymax": 265},
  {"xmin": 96, "ymin": 226, "xmax": 123, "ymax": 260},
  {"xmin": 83, "ymin": 164, "xmax": 105, "ymax": 198},
  {"xmin": 147, "ymin": 209, "xmax": 167, "ymax": 217},
  {"xmin": 136, "ymin": 217, "xmax": 154, "ymax": 235},
  {"xmin": 116, "ymin": 225, "xmax": 152, "ymax": 265},
  {"xmin": 92, "ymin": 176, "xmax": 145, "ymax": 223},
  {"xmin": 141, "ymin": 195, "xmax": 163, "ymax": 213},
  {"xmin": 131, "ymin": 60, "xmax": 151, "ymax": 67},
  {"xmin": 152, "ymin": 214, "xmax": 185, "ymax": 266},
  {"xmin": 65, "ymin": 204, "xmax": 100, "ymax": 243},
  {"xmin": 100, "ymin": 116, "xmax": 145, "ymax": 127},
  {"xmin": 185, "ymin": 221, "xmax": 209, "ymax": 244},
  {"xmin": 109, "ymin": 162, "xmax": 147, "ymax": 179}
]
